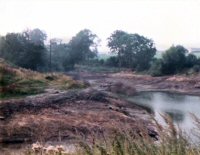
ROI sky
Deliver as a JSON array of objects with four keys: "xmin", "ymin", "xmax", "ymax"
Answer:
[{"xmin": 0, "ymin": 0, "xmax": 200, "ymax": 52}]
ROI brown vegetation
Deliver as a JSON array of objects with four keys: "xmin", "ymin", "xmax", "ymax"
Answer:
[{"xmin": 0, "ymin": 58, "xmax": 84, "ymax": 98}]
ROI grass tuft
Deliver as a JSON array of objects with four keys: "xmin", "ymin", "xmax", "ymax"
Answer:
[{"xmin": 0, "ymin": 58, "xmax": 84, "ymax": 99}]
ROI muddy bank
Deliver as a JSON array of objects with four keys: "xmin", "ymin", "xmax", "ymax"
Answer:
[
  {"xmin": 1, "ymin": 70, "xmax": 199, "ymax": 151},
  {"xmin": 72, "ymin": 71, "xmax": 200, "ymax": 96},
  {"xmin": 0, "ymin": 88, "xmax": 153, "ymax": 147},
  {"xmin": 107, "ymin": 72, "xmax": 200, "ymax": 95}
]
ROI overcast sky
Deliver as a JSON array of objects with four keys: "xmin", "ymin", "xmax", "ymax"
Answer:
[{"xmin": 0, "ymin": 0, "xmax": 200, "ymax": 52}]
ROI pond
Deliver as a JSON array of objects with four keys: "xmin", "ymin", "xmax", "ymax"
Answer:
[{"xmin": 126, "ymin": 91, "xmax": 200, "ymax": 138}]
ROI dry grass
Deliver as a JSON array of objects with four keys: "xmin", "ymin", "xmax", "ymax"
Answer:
[
  {"xmin": 76, "ymin": 115, "xmax": 200, "ymax": 155},
  {"xmin": 9, "ymin": 115, "xmax": 200, "ymax": 155},
  {"xmin": 0, "ymin": 58, "xmax": 85, "ymax": 98}
]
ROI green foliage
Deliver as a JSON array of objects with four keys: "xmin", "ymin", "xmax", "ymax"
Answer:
[
  {"xmin": 186, "ymin": 54, "xmax": 198, "ymax": 68},
  {"xmin": 0, "ymin": 59, "xmax": 83, "ymax": 99},
  {"xmin": 107, "ymin": 30, "xmax": 156, "ymax": 71},
  {"xmin": 0, "ymin": 73, "xmax": 46, "ymax": 98},
  {"xmin": 149, "ymin": 58, "xmax": 163, "ymax": 76},
  {"xmin": 148, "ymin": 46, "xmax": 200, "ymax": 76},
  {"xmin": 49, "ymin": 39, "xmax": 70, "ymax": 71},
  {"xmin": 1, "ymin": 28, "xmax": 199, "ymax": 76},
  {"xmin": 192, "ymin": 65, "xmax": 200, "ymax": 72},
  {"xmin": 150, "ymin": 46, "xmax": 200, "ymax": 76},
  {"xmin": 105, "ymin": 56, "xmax": 119, "ymax": 67},
  {"xmin": 0, "ymin": 28, "xmax": 100, "ymax": 72},
  {"xmin": 161, "ymin": 45, "xmax": 188, "ymax": 75},
  {"xmin": 47, "ymin": 29, "xmax": 100, "ymax": 71},
  {"xmin": 0, "ymin": 29, "xmax": 47, "ymax": 71},
  {"xmin": 68, "ymin": 29, "xmax": 99, "ymax": 66}
]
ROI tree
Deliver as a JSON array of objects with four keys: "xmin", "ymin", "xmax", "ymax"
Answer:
[
  {"xmin": 23, "ymin": 28, "xmax": 47, "ymax": 45},
  {"xmin": 49, "ymin": 38, "xmax": 70, "ymax": 71},
  {"xmin": 107, "ymin": 30, "xmax": 156, "ymax": 71},
  {"xmin": 67, "ymin": 29, "xmax": 99, "ymax": 67},
  {"xmin": 130, "ymin": 34, "xmax": 156, "ymax": 71},
  {"xmin": 105, "ymin": 56, "xmax": 119, "ymax": 67},
  {"xmin": 107, "ymin": 30, "xmax": 129, "ymax": 68},
  {"xmin": 186, "ymin": 53, "xmax": 198, "ymax": 68},
  {"xmin": 0, "ymin": 33, "xmax": 27, "ymax": 66},
  {"xmin": 161, "ymin": 45, "xmax": 188, "ymax": 74},
  {"xmin": 22, "ymin": 29, "xmax": 47, "ymax": 70},
  {"xmin": 0, "ymin": 29, "xmax": 47, "ymax": 71},
  {"xmin": 149, "ymin": 58, "xmax": 163, "ymax": 76}
]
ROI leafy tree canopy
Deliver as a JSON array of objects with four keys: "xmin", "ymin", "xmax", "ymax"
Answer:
[{"xmin": 107, "ymin": 30, "xmax": 156, "ymax": 71}]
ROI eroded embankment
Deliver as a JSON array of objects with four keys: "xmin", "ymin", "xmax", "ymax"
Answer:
[
  {"xmin": 0, "ymin": 88, "xmax": 155, "ymax": 146},
  {"xmin": 1, "ymin": 70, "xmax": 199, "ymax": 149},
  {"xmin": 67, "ymin": 71, "xmax": 200, "ymax": 96},
  {"xmin": 107, "ymin": 72, "xmax": 200, "ymax": 95}
]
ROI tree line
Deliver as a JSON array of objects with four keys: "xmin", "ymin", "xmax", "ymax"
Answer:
[
  {"xmin": 0, "ymin": 28, "xmax": 98, "ymax": 71},
  {"xmin": 0, "ymin": 28, "xmax": 200, "ymax": 76}
]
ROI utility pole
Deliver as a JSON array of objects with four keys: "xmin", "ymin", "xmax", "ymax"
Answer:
[{"xmin": 49, "ymin": 39, "xmax": 52, "ymax": 73}]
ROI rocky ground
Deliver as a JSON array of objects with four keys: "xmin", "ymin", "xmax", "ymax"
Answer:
[{"xmin": 1, "ymin": 70, "xmax": 200, "ymax": 153}]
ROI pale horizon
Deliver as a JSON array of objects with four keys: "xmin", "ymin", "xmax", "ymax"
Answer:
[{"xmin": 0, "ymin": 0, "xmax": 200, "ymax": 52}]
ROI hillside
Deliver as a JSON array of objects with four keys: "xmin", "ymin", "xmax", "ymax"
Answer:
[{"xmin": 0, "ymin": 59, "xmax": 84, "ymax": 99}]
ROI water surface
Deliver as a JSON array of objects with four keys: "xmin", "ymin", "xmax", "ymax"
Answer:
[{"xmin": 127, "ymin": 92, "xmax": 200, "ymax": 137}]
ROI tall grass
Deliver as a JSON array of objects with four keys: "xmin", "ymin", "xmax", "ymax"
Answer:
[
  {"xmin": 0, "ymin": 59, "xmax": 84, "ymax": 99},
  {"xmin": 78, "ymin": 115, "xmax": 200, "ymax": 155},
  {"xmin": 19, "ymin": 115, "xmax": 200, "ymax": 155}
]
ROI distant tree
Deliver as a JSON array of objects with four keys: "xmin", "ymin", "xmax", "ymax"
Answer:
[
  {"xmin": 161, "ymin": 45, "xmax": 188, "ymax": 74},
  {"xmin": 186, "ymin": 53, "xmax": 198, "ymax": 68},
  {"xmin": 105, "ymin": 56, "xmax": 119, "ymax": 67},
  {"xmin": 107, "ymin": 30, "xmax": 156, "ymax": 71},
  {"xmin": 149, "ymin": 58, "xmax": 163, "ymax": 76},
  {"xmin": 130, "ymin": 34, "xmax": 156, "ymax": 71},
  {"xmin": 107, "ymin": 30, "xmax": 128, "ymax": 68},
  {"xmin": 67, "ymin": 29, "xmax": 99, "ymax": 68},
  {"xmin": 49, "ymin": 38, "xmax": 70, "ymax": 71},
  {"xmin": 0, "ymin": 29, "xmax": 47, "ymax": 70},
  {"xmin": 0, "ymin": 33, "xmax": 28, "ymax": 66},
  {"xmin": 23, "ymin": 28, "xmax": 47, "ymax": 45},
  {"xmin": 0, "ymin": 36, "xmax": 4, "ymax": 51}
]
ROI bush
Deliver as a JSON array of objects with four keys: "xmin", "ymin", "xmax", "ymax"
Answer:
[
  {"xmin": 99, "ymin": 59, "xmax": 105, "ymax": 65},
  {"xmin": 161, "ymin": 45, "xmax": 188, "ymax": 75},
  {"xmin": 192, "ymin": 65, "xmax": 200, "ymax": 73},
  {"xmin": 149, "ymin": 59, "xmax": 163, "ymax": 76},
  {"xmin": 105, "ymin": 56, "xmax": 119, "ymax": 67},
  {"xmin": 186, "ymin": 54, "xmax": 198, "ymax": 68}
]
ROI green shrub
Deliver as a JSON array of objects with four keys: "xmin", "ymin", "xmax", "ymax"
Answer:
[
  {"xmin": 192, "ymin": 65, "xmax": 200, "ymax": 73},
  {"xmin": 149, "ymin": 59, "xmax": 163, "ymax": 76},
  {"xmin": 105, "ymin": 56, "xmax": 119, "ymax": 67},
  {"xmin": 161, "ymin": 45, "xmax": 188, "ymax": 75}
]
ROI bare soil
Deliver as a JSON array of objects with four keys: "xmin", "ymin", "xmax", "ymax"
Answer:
[{"xmin": 1, "ymin": 70, "xmax": 200, "ymax": 150}]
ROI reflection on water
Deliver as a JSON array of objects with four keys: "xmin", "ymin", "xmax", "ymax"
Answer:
[
  {"xmin": 165, "ymin": 110, "xmax": 184, "ymax": 123},
  {"xmin": 127, "ymin": 92, "xmax": 200, "ymax": 136}
]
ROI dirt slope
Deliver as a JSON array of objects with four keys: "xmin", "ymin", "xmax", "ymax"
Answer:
[{"xmin": 0, "ymin": 88, "xmax": 152, "ymax": 145}]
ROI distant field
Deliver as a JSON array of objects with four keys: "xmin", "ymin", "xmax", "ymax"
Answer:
[
  {"xmin": 97, "ymin": 51, "xmax": 200, "ymax": 60},
  {"xmin": 155, "ymin": 51, "xmax": 200, "ymax": 59}
]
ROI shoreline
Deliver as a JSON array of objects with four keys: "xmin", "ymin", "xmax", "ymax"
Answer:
[{"xmin": 1, "ymin": 70, "xmax": 200, "ymax": 153}]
